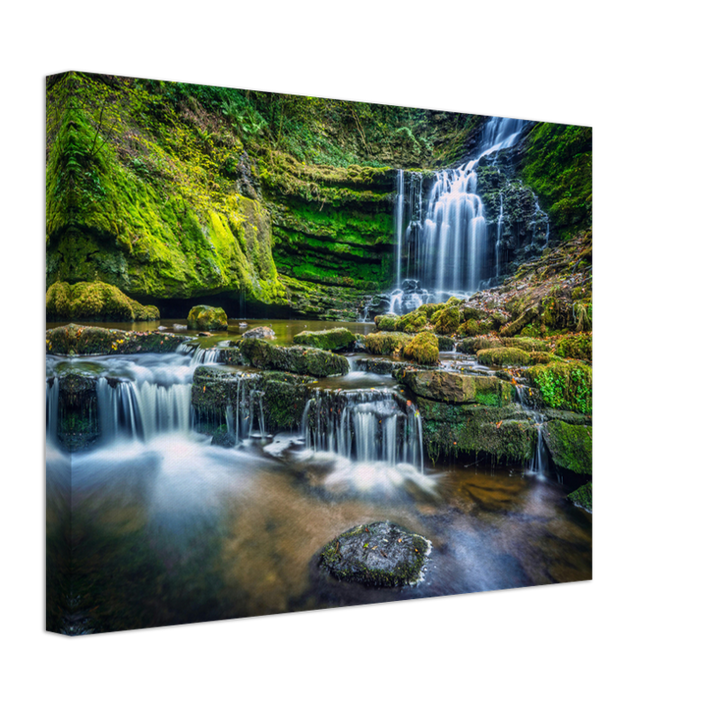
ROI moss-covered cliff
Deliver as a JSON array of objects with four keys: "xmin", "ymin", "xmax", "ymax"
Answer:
[{"xmin": 46, "ymin": 72, "xmax": 591, "ymax": 319}]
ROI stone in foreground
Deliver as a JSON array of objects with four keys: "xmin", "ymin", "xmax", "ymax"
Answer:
[{"xmin": 319, "ymin": 521, "xmax": 431, "ymax": 588}]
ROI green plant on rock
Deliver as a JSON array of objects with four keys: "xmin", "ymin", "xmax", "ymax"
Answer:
[
  {"xmin": 404, "ymin": 331, "xmax": 439, "ymax": 365},
  {"xmin": 431, "ymin": 306, "xmax": 462, "ymax": 335},
  {"xmin": 527, "ymin": 360, "xmax": 592, "ymax": 414},
  {"xmin": 396, "ymin": 310, "xmax": 428, "ymax": 333}
]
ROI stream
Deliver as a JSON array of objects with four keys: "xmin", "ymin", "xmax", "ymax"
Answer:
[{"xmin": 46, "ymin": 319, "xmax": 591, "ymax": 634}]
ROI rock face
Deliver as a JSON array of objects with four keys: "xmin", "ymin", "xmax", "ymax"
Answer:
[
  {"xmin": 319, "ymin": 521, "xmax": 431, "ymax": 588},
  {"xmin": 187, "ymin": 305, "xmax": 228, "ymax": 331}
]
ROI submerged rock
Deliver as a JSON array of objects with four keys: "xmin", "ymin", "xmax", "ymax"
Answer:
[
  {"xmin": 319, "ymin": 521, "xmax": 431, "ymax": 588},
  {"xmin": 243, "ymin": 326, "xmax": 275, "ymax": 339}
]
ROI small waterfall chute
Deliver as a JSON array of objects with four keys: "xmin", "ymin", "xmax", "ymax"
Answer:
[{"xmin": 301, "ymin": 388, "xmax": 425, "ymax": 473}]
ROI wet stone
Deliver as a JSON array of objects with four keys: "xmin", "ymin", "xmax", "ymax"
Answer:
[
  {"xmin": 319, "ymin": 521, "xmax": 431, "ymax": 588},
  {"xmin": 243, "ymin": 326, "xmax": 275, "ymax": 339}
]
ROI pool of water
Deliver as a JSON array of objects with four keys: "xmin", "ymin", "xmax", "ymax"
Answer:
[{"xmin": 45, "ymin": 322, "xmax": 591, "ymax": 634}]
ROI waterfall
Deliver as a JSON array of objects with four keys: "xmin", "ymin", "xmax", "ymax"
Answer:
[
  {"xmin": 301, "ymin": 389, "xmax": 424, "ymax": 472},
  {"xmin": 395, "ymin": 170, "xmax": 405, "ymax": 289},
  {"xmin": 390, "ymin": 116, "xmax": 534, "ymax": 307},
  {"xmin": 46, "ymin": 378, "xmax": 59, "ymax": 442},
  {"xmin": 96, "ymin": 378, "xmax": 192, "ymax": 442},
  {"xmin": 418, "ymin": 162, "xmax": 486, "ymax": 295},
  {"xmin": 477, "ymin": 116, "xmax": 530, "ymax": 161},
  {"xmin": 515, "ymin": 384, "xmax": 548, "ymax": 477},
  {"xmin": 495, "ymin": 190, "xmax": 504, "ymax": 279}
]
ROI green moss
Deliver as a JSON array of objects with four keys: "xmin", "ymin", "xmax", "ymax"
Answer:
[
  {"xmin": 457, "ymin": 319, "xmax": 493, "ymax": 338},
  {"xmin": 521, "ymin": 122, "xmax": 592, "ymax": 239},
  {"xmin": 543, "ymin": 421, "xmax": 592, "ymax": 475},
  {"xmin": 238, "ymin": 338, "xmax": 349, "ymax": 377},
  {"xmin": 187, "ymin": 305, "xmax": 228, "ymax": 330},
  {"xmin": 568, "ymin": 482, "xmax": 592, "ymax": 512},
  {"xmin": 364, "ymin": 331, "xmax": 412, "ymax": 356},
  {"xmin": 527, "ymin": 360, "xmax": 592, "ymax": 414},
  {"xmin": 477, "ymin": 347, "xmax": 531, "ymax": 367},
  {"xmin": 396, "ymin": 310, "xmax": 428, "ymax": 333},
  {"xmin": 431, "ymin": 305, "xmax": 462, "ymax": 335},
  {"xmin": 403, "ymin": 331, "xmax": 439, "ymax": 365},
  {"xmin": 374, "ymin": 314, "xmax": 398, "ymax": 331},
  {"xmin": 456, "ymin": 335, "xmax": 503, "ymax": 355},
  {"xmin": 501, "ymin": 336, "xmax": 549, "ymax": 352},
  {"xmin": 417, "ymin": 397, "xmax": 535, "ymax": 463},
  {"xmin": 46, "ymin": 281, "xmax": 159, "ymax": 322},
  {"xmin": 555, "ymin": 332, "xmax": 592, "ymax": 361},
  {"xmin": 293, "ymin": 327, "xmax": 356, "ymax": 351}
]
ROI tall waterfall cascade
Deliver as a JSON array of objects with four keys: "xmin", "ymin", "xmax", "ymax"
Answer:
[{"xmin": 388, "ymin": 116, "xmax": 550, "ymax": 314}]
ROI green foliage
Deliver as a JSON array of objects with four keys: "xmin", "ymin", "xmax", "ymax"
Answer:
[
  {"xmin": 395, "ymin": 309, "xmax": 428, "ymax": 333},
  {"xmin": 544, "ymin": 421, "xmax": 592, "ymax": 475},
  {"xmin": 431, "ymin": 305, "xmax": 462, "ymax": 335},
  {"xmin": 46, "ymin": 281, "xmax": 159, "ymax": 322},
  {"xmin": 476, "ymin": 347, "xmax": 531, "ymax": 367},
  {"xmin": 521, "ymin": 122, "xmax": 592, "ymax": 239},
  {"xmin": 555, "ymin": 332, "xmax": 592, "ymax": 361}
]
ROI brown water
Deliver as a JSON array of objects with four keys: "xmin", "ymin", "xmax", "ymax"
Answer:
[{"xmin": 45, "ymin": 320, "xmax": 591, "ymax": 634}]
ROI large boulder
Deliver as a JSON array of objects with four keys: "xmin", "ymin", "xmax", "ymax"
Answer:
[
  {"xmin": 187, "ymin": 305, "xmax": 228, "ymax": 331},
  {"xmin": 364, "ymin": 331, "xmax": 413, "ymax": 356},
  {"xmin": 319, "ymin": 521, "xmax": 431, "ymax": 588}
]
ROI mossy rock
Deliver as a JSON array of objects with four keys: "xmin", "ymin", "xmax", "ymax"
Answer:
[
  {"xmin": 187, "ymin": 305, "xmax": 228, "ymax": 331},
  {"xmin": 404, "ymin": 331, "xmax": 439, "ymax": 365},
  {"xmin": 457, "ymin": 319, "xmax": 493, "ymax": 338},
  {"xmin": 568, "ymin": 482, "xmax": 592, "ymax": 513},
  {"xmin": 293, "ymin": 327, "xmax": 356, "ymax": 351},
  {"xmin": 395, "ymin": 310, "xmax": 428, "ymax": 333},
  {"xmin": 501, "ymin": 336, "xmax": 550, "ymax": 352},
  {"xmin": 543, "ymin": 421, "xmax": 592, "ymax": 475},
  {"xmin": 527, "ymin": 360, "xmax": 592, "ymax": 414},
  {"xmin": 554, "ymin": 332, "xmax": 592, "ymax": 361},
  {"xmin": 46, "ymin": 324, "xmax": 187, "ymax": 356},
  {"xmin": 399, "ymin": 369, "xmax": 513, "ymax": 405},
  {"xmin": 436, "ymin": 335, "xmax": 455, "ymax": 352},
  {"xmin": 417, "ymin": 397, "xmax": 536, "ymax": 463},
  {"xmin": 431, "ymin": 305, "xmax": 462, "ymax": 335},
  {"xmin": 456, "ymin": 335, "xmax": 503, "ymax": 355},
  {"xmin": 477, "ymin": 347, "xmax": 532, "ymax": 367},
  {"xmin": 238, "ymin": 338, "xmax": 349, "ymax": 378},
  {"xmin": 319, "ymin": 521, "xmax": 431, "ymax": 588},
  {"xmin": 364, "ymin": 331, "xmax": 413, "ymax": 356},
  {"xmin": 416, "ymin": 302, "xmax": 445, "ymax": 317},
  {"xmin": 374, "ymin": 314, "xmax": 398, "ymax": 332},
  {"xmin": 46, "ymin": 281, "xmax": 159, "ymax": 322}
]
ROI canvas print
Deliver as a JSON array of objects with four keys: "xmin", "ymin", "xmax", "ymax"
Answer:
[{"xmin": 45, "ymin": 72, "xmax": 592, "ymax": 635}]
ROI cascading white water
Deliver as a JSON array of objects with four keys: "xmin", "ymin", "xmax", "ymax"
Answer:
[
  {"xmin": 391, "ymin": 116, "xmax": 534, "ymax": 307},
  {"xmin": 496, "ymin": 190, "xmax": 504, "ymax": 280},
  {"xmin": 515, "ymin": 384, "xmax": 548, "ymax": 477},
  {"xmin": 46, "ymin": 378, "xmax": 59, "ymax": 441},
  {"xmin": 395, "ymin": 170, "xmax": 405, "ymax": 289},
  {"xmin": 418, "ymin": 161, "xmax": 486, "ymax": 295},
  {"xmin": 301, "ymin": 389, "xmax": 424, "ymax": 472},
  {"xmin": 96, "ymin": 377, "xmax": 192, "ymax": 442},
  {"xmin": 477, "ymin": 116, "xmax": 529, "ymax": 161}
]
